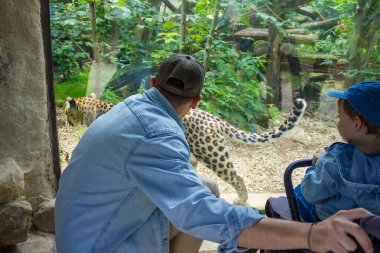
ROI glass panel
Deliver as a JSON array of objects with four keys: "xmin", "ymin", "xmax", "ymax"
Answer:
[{"xmin": 51, "ymin": 0, "xmax": 380, "ymax": 197}]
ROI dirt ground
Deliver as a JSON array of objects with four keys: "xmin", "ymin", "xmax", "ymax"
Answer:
[{"xmin": 56, "ymin": 106, "xmax": 340, "ymax": 195}]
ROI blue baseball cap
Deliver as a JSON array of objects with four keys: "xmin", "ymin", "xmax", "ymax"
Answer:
[{"xmin": 327, "ymin": 81, "xmax": 380, "ymax": 128}]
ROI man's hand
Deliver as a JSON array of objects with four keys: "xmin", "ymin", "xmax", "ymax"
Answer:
[{"xmin": 309, "ymin": 208, "xmax": 374, "ymax": 253}]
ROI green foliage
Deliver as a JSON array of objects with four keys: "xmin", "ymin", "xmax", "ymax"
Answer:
[
  {"xmin": 50, "ymin": 2, "xmax": 92, "ymax": 80},
  {"xmin": 49, "ymin": 0, "xmax": 274, "ymax": 128},
  {"xmin": 54, "ymin": 71, "xmax": 89, "ymax": 103},
  {"xmin": 199, "ymin": 42, "xmax": 268, "ymax": 128},
  {"xmin": 309, "ymin": 0, "xmax": 356, "ymax": 20},
  {"xmin": 266, "ymin": 104, "xmax": 282, "ymax": 124},
  {"xmin": 308, "ymin": 0, "xmax": 356, "ymax": 56},
  {"xmin": 345, "ymin": 67, "xmax": 380, "ymax": 81},
  {"xmin": 315, "ymin": 34, "xmax": 349, "ymax": 55},
  {"xmin": 50, "ymin": 0, "xmax": 380, "ymax": 130},
  {"xmin": 100, "ymin": 88, "xmax": 123, "ymax": 104},
  {"xmin": 149, "ymin": 1, "xmax": 271, "ymax": 128}
]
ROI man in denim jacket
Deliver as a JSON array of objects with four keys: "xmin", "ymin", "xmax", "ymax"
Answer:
[
  {"xmin": 295, "ymin": 81, "xmax": 380, "ymax": 222},
  {"xmin": 55, "ymin": 55, "xmax": 374, "ymax": 253}
]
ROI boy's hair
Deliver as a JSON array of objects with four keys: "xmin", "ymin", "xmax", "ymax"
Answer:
[{"xmin": 339, "ymin": 99, "xmax": 380, "ymax": 136}]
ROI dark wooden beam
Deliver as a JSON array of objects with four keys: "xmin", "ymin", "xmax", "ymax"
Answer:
[{"xmin": 162, "ymin": 0, "xmax": 177, "ymax": 12}]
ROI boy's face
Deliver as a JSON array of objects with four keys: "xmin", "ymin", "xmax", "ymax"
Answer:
[{"xmin": 337, "ymin": 101, "xmax": 356, "ymax": 143}]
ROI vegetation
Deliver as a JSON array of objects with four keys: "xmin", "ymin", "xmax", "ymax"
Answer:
[
  {"xmin": 50, "ymin": 0, "xmax": 380, "ymax": 129},
  {"xmin": 54, "ymin": 71, "xmax": 89, "ymax": 103}
]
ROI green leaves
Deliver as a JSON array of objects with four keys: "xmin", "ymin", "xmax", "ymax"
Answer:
[
  {"xmin": 163, "ymin": 21, "xmax": 177, "ymax": 29},
  {"xmin": 198, "ymin": 40, "xmax": 268, "ymax": 128},
  {"xmin": 51, "ymin": 0, "xmax": 272, "ymax": 129}
]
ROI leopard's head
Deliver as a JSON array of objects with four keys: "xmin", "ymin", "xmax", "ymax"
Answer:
[{"xmin": 64, "ymin": 97, "xmax": 80, "ymax": 126}]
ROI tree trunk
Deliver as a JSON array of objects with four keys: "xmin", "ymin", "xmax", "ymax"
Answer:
[
  {"xmin": 265, "ymin": 24, "xmax": 284, "ymax": 106},
  {"xmin": 344, "ymin": 0, "xmax": 380, "ymax": 87},
  {"xmin": 89, "ymin": 0, "xmax": 101, "ymax": 98},
  {"xmin": 203, "ymin": 0, "xmax": 221, "ymax": 71},
  {"xmin": 89, "ymin": 1, "xmax": 100, "ymax": 63},
  {"xmin": 179, "ymin": 0, "xmax": 186, "ymax": 53},
  {"xmin": 134, "ymin": 1, "xmax": 162, "ymax": 57}
]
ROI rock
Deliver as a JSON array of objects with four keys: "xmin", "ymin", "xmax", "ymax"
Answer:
[
  {"xmin": 0, "ymin": 158, "xmax": 24, "ymax": 204},
  {"xmin": 32, "ymin": 199, "xmax": 55, "ymax": 233},
  {"xmin": 0, "ymin": 198, "xmax": 32, "ymax": 245},
  {"xmin": 0, "ymin": 232, "xmax": 56, "ymax": 253}
]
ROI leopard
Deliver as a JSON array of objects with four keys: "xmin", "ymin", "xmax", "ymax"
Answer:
[
  {"xmin": 64, "ymin": 96, "xmax": 307, "ymax": 204},
  {"xmin": 64, "ymin": 96, "xmax": 114, "ymax": 127}
]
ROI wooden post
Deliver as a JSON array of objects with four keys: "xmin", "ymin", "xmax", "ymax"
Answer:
[
  {"xmin": 265, "ymin": 24, "xmax": 284, "ymax": 106},
  {"xmin": 180, "ymin": 0, "xmax": 186, "ymax": 53},
  {"xmin": 203, "ymin": 0, "xmax": 221, "ymax": 71}
]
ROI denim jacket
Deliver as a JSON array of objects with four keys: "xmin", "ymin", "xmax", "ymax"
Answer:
[
  {"xmin": 301, "ymin": 142, "xmax": 380, "ymax": 220},
  {"xmin": 55, "ymin": 88, "xmax": 263, "ymax": 253}
]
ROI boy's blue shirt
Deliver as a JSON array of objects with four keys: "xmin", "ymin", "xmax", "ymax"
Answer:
[
  {"xmin": 301, "ymin": 142, "xmax": 380, "ymax": 220},
  {"xmin": 55, "ymin": 88, "xmax": 263, "ymax": 253}
]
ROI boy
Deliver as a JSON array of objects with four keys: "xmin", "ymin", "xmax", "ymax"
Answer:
[{"xmin": 295, "ymin": 81, "xmax": 380, "ymax": 222}]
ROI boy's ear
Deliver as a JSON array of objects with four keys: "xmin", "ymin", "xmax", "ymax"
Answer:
[{"xmin": 353, "ymin": 116, "xmax": 365, "ymax": 130}]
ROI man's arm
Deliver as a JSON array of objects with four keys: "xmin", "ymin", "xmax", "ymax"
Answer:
[{"xmin": 237, "ymin": 208, "xmax": 374, "ymax": 253}]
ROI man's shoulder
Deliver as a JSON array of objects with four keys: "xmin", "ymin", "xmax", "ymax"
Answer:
[{"xmin": 126, "ymin": 98, "xmax": 185, "ymax": 138}]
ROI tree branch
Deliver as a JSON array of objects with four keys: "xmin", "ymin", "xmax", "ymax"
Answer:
[{"xmin": 162, "ymin": 0, "xmax": 177, "ymax": 12}]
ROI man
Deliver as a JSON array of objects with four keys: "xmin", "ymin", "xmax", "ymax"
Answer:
[{"xmin": 55, "ymin": 54, "xmax": 374, "ymax": 253}]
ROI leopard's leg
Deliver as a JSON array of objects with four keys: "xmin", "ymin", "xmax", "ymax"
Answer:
[
  {"xmin": 190, "ymin": 154, "xmax": 220, "ymax": 197},
  {"xmin": 194, "ymin": 148, "xmax": 248, "ymax": 205},
  {"xmin": 190, "ymin": 153, "xmax": 198, "ymax": 169}
]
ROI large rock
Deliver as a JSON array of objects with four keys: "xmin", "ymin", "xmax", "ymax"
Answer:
[
  {"xmin": 0, "ymin": 0, "xmax": 58, "ymax": 211},
  {"xmin": 32, "ymin": 198, "xmax": 55, "ymax": 233},
  {"xmin": 0, "ymin": 158, "xmax": 24, "ymax": 204},
  {"xmin": 0, "ymin": 198, "xmax": 32, "ymax": 245},
  {"xmin": 0, "ymin": 232, "xmax": 56, "ymax": 253}
]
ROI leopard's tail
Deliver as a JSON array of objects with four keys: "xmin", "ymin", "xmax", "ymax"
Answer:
[{"xmin": 222, "ymin": 98, "xmax": 307, "ymax": 144}]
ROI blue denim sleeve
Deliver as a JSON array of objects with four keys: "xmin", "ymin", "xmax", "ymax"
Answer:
[
  {"xmin": 125, "ymin": 133, "xmax": 263, "ymax": 252},
  {"xmin": 301, "ymin": 151, "xmax": 339, "ymax": 204}
]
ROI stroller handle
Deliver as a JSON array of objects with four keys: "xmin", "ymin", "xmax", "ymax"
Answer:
[{"xmin": 283, "ymin": 158, "xmax": 313, "ymax": 221}]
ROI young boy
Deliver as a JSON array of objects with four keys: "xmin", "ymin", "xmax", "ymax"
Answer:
[{"xmin": 294, "ymin": 80, "xmax": 380, "ymax": 222}]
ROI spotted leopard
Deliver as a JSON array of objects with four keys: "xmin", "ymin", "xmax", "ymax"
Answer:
[
  {"xmin": 64, "ymin": 96, "xmax": 306, "ymax": 204},
  {"xmin": 64, "ymin": 96, "xmax": 114, "ymax": 127}
]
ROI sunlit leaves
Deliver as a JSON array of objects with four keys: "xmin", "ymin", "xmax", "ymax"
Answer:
[{"xmin": 163, "ymin": 21, "xmax": 176, "ymax": 29}]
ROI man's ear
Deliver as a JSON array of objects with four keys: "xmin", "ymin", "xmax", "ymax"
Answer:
[
  {"xmin": 190, "ymin": 95, "xmax": 202, "ymax": 109},
  {"xmin": 151, "ymin": 76, "xmax": 157, "ymax": 88}
]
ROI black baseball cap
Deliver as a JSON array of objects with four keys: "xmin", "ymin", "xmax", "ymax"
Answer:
[{"xmin": 156, "ymin": 54, "xmax": 205, "ymax": 98}]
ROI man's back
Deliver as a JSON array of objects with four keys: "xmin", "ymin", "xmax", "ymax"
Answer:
[{"xmin": 55, "ymin": 89, "xmax": 187, "ymax": 253}]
